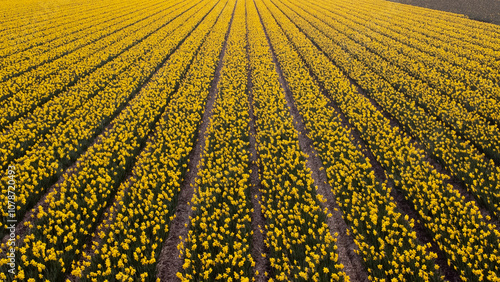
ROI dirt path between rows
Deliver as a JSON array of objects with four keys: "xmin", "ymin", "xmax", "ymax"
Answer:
[{"xmin": 245, "ymin": 5, "xmax": 271, "ymax": 280}]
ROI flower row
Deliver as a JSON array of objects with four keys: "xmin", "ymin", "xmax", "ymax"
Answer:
[
  {"xmin": 0, "ymin": 0, "xmax": 193, "ymax": 168},
  {"xmin": 0, "ymin": 0, "xmax": 196, "ymax": 129},
  {"xmin": 307, "ymin": 0, "xmax": 500, "ymax": 118},
  {"xmin": 0, "ymin": 0, "xmax": 164, "ymax": 83},
  {"xmin": 0, "ymin": 1, "xmax": 224, "ymax": 280}
]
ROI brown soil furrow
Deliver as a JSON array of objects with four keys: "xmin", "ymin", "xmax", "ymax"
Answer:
[
  {"xmin": 254, "ymin": 1, "xmax": 368, "ymax": 280},
  {"xmin": 63, "ymin": 5, "xmax": 233, "ymax": 279},
  {"xmin": 63, "ymin": 3, "xmax": 230, "ymax": 278},
  {"xmin": 245, "ymin": 8, "xmax": 270, "ymax": 280},
  {"xmin": 155, "ymin": 2, "xmax": 236, "ymax": 280},
  {"xmin": 279, "ymin": 74, "xmax": 369, "ymax": 282},
  {"xmin": 247, "ymin": 78, "xmax": 271, "ymax": 282}
]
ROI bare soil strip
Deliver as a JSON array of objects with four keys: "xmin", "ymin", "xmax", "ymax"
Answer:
[
  {"xmin": 69, "ymin": 3, "xmax": 230, "ymax": 279},
  {"xmin": 245, "ymin": 8, "xmax": 271, "ymax": 280},
  {"xmin": 254, "ymin": 2, "xmax": 368, "ymax": 280},
  {"xmin": 247, "ymin": 91, "xmax": 271, "ymax": 282},
  {"xmin": 278, "ymin": 73, "xmax": 369, "ymax": 282},
  {"xmin": 386, "ymin": 0, "xmax": 500, "ymax": 26},
  {"xmin": 155, "ymin": 3, "xmax": 236, "ymax": 280},
  {"xmin": 65, "ymin": 1, "xmax": 231, "ymax": 273}
]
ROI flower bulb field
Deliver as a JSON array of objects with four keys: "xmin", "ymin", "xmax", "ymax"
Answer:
[{"xmin": 1, "ymin": 0, "xmax": 500, "ymax": 281}]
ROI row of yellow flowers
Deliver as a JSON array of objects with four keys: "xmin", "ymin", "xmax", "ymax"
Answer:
[
  {"xmin": 0, "ymin": 0, "xmax": 191, "ymax": 168},
  {"xmin": 247, "ymin": 1, "xmax": 347, "ymax": 280},
  {"xmin": 0, "ymin": 0, "xmax": 195, "ymax": 129},
  {"xmin": 309, "ymin": 1, "xmax": 500, "ymax": 145},
  {"xmin": 0, "ymin": 0, "xmax": 165, "ymax": 83},
  {"xmin": 278, "ymin": 0, "xmax": 500, "ymax": 219},
  {"xmin": 0, "ymin": 1, "xmax": 219, "ymax": 280},
  {"xmin": 71, "ymin": 3, "xmax": 233, "ymax": 280},
  {"xmin": 178, "ymin": 2, "xmax": 256, "ymax": 280},
  {"xmin": 265, "ymin": 0, "xmax": 500, "ymax": 280},
  {"xmin": 254, "ymin": 0, "xmax": 439, "ymax": 281},
  {"xmin": 0, "ymin": 0, "xmax": 211, "ymax": 233}
]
